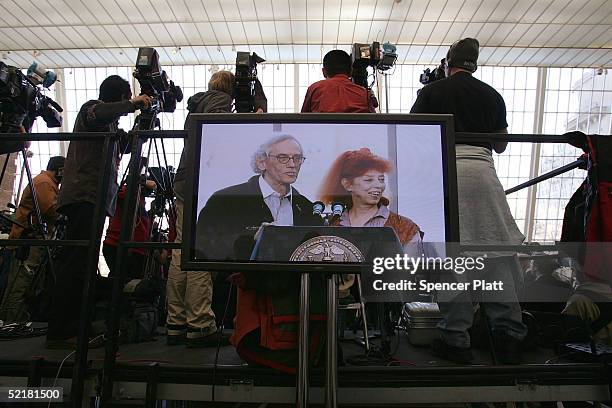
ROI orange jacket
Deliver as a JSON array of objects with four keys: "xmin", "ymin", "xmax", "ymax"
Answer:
[{"xmin": 9, "ymin": 170, "xmax": 59, "ymax": 239}]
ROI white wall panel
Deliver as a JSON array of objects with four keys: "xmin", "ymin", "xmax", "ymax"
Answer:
[
  {"xmin": 10, "ymin": 0, "xmax": 52, "ymax": 26},
  {"xmin": 270, "ymin": 0, "xmax": 291, "ymax": 20},
  {"xmin": 226, "ymin": 22, "xmax": 248, "ymax": 44},
  {"xmin": 291, "ymin": 20, "xmax": 308, "ymax": 43},
  {"xmin": 220, "ymin": 0, "xmax": 242, "ymax": 20},
  {"xmin": 210, "ymin": 22, "xmax": 233, "ymax": 43},
  {"xmin": 254, "ymin": 1, "xmax": 275, "ymax": 20},
  {"xmin": 202, "ymin": 1, "xmax": 225, "ymax": 20},
  {"xmin": 339, "ymin": 0, "xmax": 360, "ymax": 19},
  {"xmin": 290, "ymin": 0, "xmax": 307, "ymax": 20},
  {"xmin": 306, "ymin": 20, "xmax": 323, "ymax": 43}
]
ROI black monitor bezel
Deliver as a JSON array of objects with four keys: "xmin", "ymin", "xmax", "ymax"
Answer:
[{"xmin": 181, "ymin": 113, "xmax": 458, "ymax": 273}]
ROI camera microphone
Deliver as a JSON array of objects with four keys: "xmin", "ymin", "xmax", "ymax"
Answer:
[
  {"xmin": 27, "ymin": 62, "xmax": 57, "ymax": 88},
  {"xmin": 312, "ymin": 201, "xmax": 325, "ymax": 217}
]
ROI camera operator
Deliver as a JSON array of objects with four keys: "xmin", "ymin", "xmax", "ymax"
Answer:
[
  {"xmin": 166, "ymin": 71, "xmax": 267, "ymax": 348},
  {"xmin": 45, "ymin": 75, "xmax": 152, "ymax": 349},
  {"xmin": 0, "ymin": 156, "xmax": 64, "ymax": 323},
  {"xmin": 410, "ymin": 38, "xmax": 526, "ymax": 364},
  {"xmin": 301, "ymin": 50, "xmax": 375, "ymax": 113},
  {"xmin": 102, "ymin": 178, "xmax": 156, "ymax": 280}
]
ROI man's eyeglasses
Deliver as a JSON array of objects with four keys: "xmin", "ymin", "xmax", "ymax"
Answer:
[{"xmin": 267, "ymin": 154, "xmax": 306, "ymax": 164}]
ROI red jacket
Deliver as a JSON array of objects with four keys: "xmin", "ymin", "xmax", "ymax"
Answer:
[
  {"xmin": 104, "ymin": 186, "xmax": 151, "ymax": 255},
  {"xmin": 301, "ymin": 74, "xmax": 374, "ymax": 113}
]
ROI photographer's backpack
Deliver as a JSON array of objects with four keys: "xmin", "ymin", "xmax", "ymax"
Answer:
[{"xmin": 93, "ymin": 276, "xmax": 160, "ymax": 343}]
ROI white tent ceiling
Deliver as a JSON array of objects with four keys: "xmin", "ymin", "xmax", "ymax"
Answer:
[{"xmin": 0, "ymin": 0, "xmax": 610, "ymax": 68}]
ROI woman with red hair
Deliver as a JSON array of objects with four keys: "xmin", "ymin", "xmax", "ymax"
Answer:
[{"xmin": 318, "ymin": 148, "xmax": 423, "ymax": 252}]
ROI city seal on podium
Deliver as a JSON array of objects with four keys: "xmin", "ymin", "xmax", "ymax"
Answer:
[{"xmin": 289, "ymin": 236, "xmax": 364, "ymax": 263}]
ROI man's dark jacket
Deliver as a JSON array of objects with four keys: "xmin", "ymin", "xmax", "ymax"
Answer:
[
  {"xmin": 195, "ymin": 175, "xmax": 322, "ymax": 262},
  {"xmin": 58, "ymin": 99, "xmax": 135, "ymax": 215}
]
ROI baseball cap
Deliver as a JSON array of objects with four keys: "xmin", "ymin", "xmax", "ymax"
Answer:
[{"xmin": 446, "ymin": 38, "xmax": 479, "ymax": 73}]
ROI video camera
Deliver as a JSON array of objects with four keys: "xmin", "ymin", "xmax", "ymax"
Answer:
[
  {"xmin": 350, "ymin": 42, "xmax": 397, "ymax": 89},
  {"xmin": 133, "ymin": 48, "xmax": 183, "ymax": 114},
  {"xmin": 419, "ymin": 58, "xmax": 446, "ymax": 86},
  {"xmin": 234, "ymin": 51, "xmax": 265, "ymax": 113},
  {"xmin": 0, "ymin": 61, "xmax": 63, "ymax": 134}
]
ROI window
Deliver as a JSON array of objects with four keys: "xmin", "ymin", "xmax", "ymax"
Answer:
[
  {"xmin": 475, "ymin": 67, "xmax": 539, "ymax": 234},
  {"xmin": 64, "ymin": 67, "xmax": 135, "ymax": 131},
  {"xmin": 532, "ymin": 68, "xmax": 611, "ymax": 242},
  {"xmin": 260, "ymin": 64, "xmax": 295, "ymax": 113}
]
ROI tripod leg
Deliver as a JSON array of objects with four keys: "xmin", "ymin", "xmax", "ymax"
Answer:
[
  {"xmin": 0, "ymin": 154, "xmax": 9, "ymax": 187},
  {"xmin": 20, "ymin": 149, "xmax": 56, "ymax": 282},
  {"xmin": 356, "ymin": 275, "xmax": 370, "ymax": 353}
]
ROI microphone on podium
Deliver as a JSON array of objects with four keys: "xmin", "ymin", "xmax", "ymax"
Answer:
[
  {"xmin": 330, "ymin": 202, "xmax": 345, "ymax": 224},
  {"xmin": 312, "ymin": 201, "xmax": 325, "ymax": 217}
]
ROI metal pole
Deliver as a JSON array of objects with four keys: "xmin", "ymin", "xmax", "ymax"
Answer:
[
  {"xmin": 505, "ymin": 157, "xmax": 585, "ymax": 195},
  {"xmin": 100, "ymin": 133, "xmax": 144, "ymax": 405},
  {"xmin": 326, "ymin": 274, "xmax": 338, "ymax": 408},
  {"xmin": 20, "ymin": 148, "xmax": 56, "ymax": 285},
  {"xmin": 384, "ymin": 73, "xmax": 389, "ymax": 114},
  {"xmin": 296, "ymin": 272, "xmax": 310, "ymax": 408},
  {"xmin": 524, "ymin": 67, "xmax": 547, "ymax": 241},
  {"xmin": 71, "ymin": 134, "xmax": 115, "ymax": 407},
  {"xmin": 15, "ymin": 151, "xmax": 30, "ymax": 207}
]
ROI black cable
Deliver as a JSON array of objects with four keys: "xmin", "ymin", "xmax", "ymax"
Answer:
[
  {"xmin": 212, "ymin": 280, "xmax": 234, "ymax": 402},
  {"xmin": 48, "ymin": 350, "xmax": 75, "ymax": 408},
  {"xmin": 390, "ymin": 320, "xmax": 403, "ymax": 358}
]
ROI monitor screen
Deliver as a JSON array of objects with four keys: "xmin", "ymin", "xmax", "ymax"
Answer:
[{"xmin": 181, "ymin": 114, "xmax": 458, "ymax": 272}]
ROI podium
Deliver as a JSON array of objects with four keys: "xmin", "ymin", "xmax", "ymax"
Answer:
[{"xmin": 251, "ymin": 226, "xmax": 404, "ymax": 408}]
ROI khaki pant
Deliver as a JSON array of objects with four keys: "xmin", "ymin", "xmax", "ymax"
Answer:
[
  {"xmin": 166, "ymin": 194, "xmax": 217, "ymax": 335},
  {"xmin": 0, "ymin": 245, "xmax": 46, "ymax": 322}
]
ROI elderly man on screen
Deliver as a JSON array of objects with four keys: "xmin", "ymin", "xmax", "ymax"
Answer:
[{"xmin": 196, "ymin": 135, "xmax": 323, "ymax": 373}]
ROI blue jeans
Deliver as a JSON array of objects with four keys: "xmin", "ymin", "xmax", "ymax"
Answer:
[{"xmin": 436, "ymin": 256, "xmax": 527, "ymax": 348}]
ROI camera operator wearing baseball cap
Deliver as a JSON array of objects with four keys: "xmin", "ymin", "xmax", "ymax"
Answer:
[{"xmin": 411, "ymin": 38, "xmax": 526, "ymax": 365}]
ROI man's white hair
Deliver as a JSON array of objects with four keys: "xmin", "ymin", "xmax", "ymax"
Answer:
[{"xmin": 251, "ymin": 135, "xmax": 304, "ymax": 174}]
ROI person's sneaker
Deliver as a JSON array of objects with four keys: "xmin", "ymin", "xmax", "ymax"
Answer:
[
  {"xmin": 431, "ymin": 338, "xmax": 474, "ymax": 364},
  {"xmin": 492, "ymin": 332, "xmax": 522, "ymax": 365},
  {"xmin": 185, "ymin": 330, "xmax": 230, "ymax": 348},
  {"xmin": 45, "ymin": 336, "xmax": 105, "ymax": 350},
  {"xmin": 166, "ymin": 325, "xmax": 186, "ymax": 346}
]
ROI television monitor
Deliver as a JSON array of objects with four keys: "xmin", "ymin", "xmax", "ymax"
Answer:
[{"xmin": 181, "ymin": 113, "xmax": 458, "ymax": 272}]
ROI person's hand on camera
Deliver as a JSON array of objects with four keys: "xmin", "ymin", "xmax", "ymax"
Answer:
[
  {"xmin": 131, "ymin": 95, "xmax": 153, "ymax": 110},
  {"xmin": 145, "ymin": 180, "xmax": 157, "ymax": 190}
]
